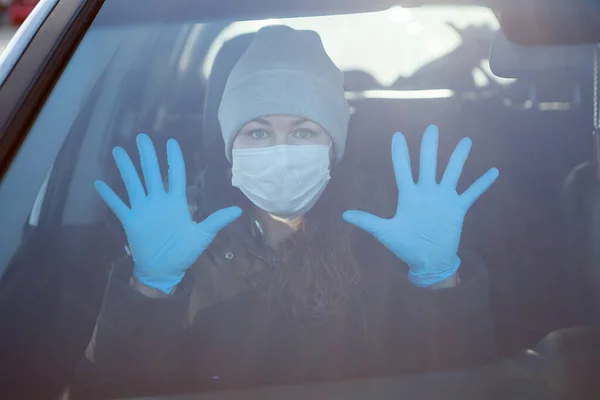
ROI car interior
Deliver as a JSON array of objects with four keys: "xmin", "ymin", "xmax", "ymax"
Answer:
[{"xmin": 1, "ymin": 0, "xmax": 600, "ymax": 399}]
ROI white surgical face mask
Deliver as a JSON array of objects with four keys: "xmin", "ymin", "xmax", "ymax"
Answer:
[{"xmin": 231, "ymin": 144, "xmax": 331, "ymax": 218}]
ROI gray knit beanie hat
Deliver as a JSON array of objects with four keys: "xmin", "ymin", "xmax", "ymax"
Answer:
[{"xmin": 218, "ymin": 25, "xmax": 350, "ymax": 163}]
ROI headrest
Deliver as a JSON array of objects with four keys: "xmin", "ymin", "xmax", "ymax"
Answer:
[
  {"xmin": 343, "ymin": 70, "xmax": 381, "ymax": 91},
  {"xmin": 202, "ymin": 33, "xmax": 256, "ymax": 170}
]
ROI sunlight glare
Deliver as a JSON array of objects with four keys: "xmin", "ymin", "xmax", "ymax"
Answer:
[
  {"xmin": 406, "ymin": 21, "xmax": 424, "ymax": 35},
  {"xmin": 389, "ymin": 6, "xmax": 413, "ymax": 24}
]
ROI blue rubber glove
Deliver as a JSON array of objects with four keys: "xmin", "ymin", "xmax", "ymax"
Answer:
[
  {"xmin": 95, "ymin": 134, "xmax": 241, "ymax": 294},
  {"xmin": 343, "ymin": 125, "xmax": 499, "ymax": 287}
]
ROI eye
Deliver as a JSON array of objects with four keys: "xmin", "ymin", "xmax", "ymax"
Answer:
[
  {"xmin": 248, "ymin": 130, "xmax": 269, "ymax": 140},
  {"xmin": 292, "ymin": 129, "xmax": 315, "ymax": 139}
]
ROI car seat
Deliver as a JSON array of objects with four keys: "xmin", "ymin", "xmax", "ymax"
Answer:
[
  {"xmin": 562, "ymin": 150, "xmax": 600, "ymax": 327},
  {"xmin": 478, "ymin": 69, "xmax": 592, "ymax": 351},
  {"xmin": 201, "ymin": 33, "xmax": 255, "ymax": 172}
]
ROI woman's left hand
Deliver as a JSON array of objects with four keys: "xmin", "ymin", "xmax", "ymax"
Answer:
[{"xmin": 343, "ymin": 125, "xmax": 499, "ymax": 288}]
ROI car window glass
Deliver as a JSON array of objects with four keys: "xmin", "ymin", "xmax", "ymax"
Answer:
[
  {"xmin": 0, "ymin": 24, "xmax": 163, "ymax": 273},
  {"xmin": 203, "ymin": 6, "xmax": 513, "ymax": 87},
  {"xmin": 0, "ymin": 2, "xmax": 597, "ymax": 399}
]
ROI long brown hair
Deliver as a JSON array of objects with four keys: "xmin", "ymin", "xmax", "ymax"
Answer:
[
  {"xmin": 200, "ymin": 164, "xmax": 371, "ymax": 323},
  {"xmin": 270, "ymin": 172, "xmax": 362, "ymax": 323}
]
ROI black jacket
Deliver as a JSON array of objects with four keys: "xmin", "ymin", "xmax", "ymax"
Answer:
[{"xmin": 83, "ymin": 173, "xmax": 496, "ymax": 398}]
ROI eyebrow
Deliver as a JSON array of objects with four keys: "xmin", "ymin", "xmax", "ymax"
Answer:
[
  {"xmin": 291, "ymin": 118, "xmax": 310, "ymax": 126},
  {"xmin": 254, "ymin": 117, "xmax": 272, "ymax": 126},
  {"xmin": 251, "ymin": 117, "xmax": 310, "ymax": 126}
]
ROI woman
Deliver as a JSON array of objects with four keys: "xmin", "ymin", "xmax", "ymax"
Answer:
[{"xmin": 89, "ymin": 25, "xmax": 499, "ymax": 396}]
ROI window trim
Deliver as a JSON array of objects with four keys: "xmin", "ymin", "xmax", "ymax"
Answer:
[
  {"xmin": 0, "ymin": 0, "xmax": 104, "ymax": 181},
  {"xmin": 0, "ymin": 0, "xmax": 59, "ymax": 86}
]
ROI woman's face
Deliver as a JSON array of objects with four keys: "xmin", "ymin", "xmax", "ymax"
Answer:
[
  {"xmin": 233, "ymin": 115, "xmax": 332, "ymax": 149},
  {"xmin": 230, "ymin": 114, "xmax": 334, "ymax": 223}
]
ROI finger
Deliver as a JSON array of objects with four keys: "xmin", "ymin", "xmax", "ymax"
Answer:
[
  {"xmin": 137, "ymin": 133, "xmax": 164, "ymax": 195},
  {"xmin": 343, "ymin": 210, "xmax": 386, "ymax": 239},
  {"xmin": 418, "ymin": 125, "xmax": 439, "ymax": 185},
  {"xmin": 441, "ymin": 137, "xmax": 472, "ymax": 189},
  {"xmin": 113, "ymin": 146, "xmax": 146, "ymax": 207},
  {"xmin": 199, "ymin": 206, "xmax": 242, "ymax": 237},
  {"xmin": 167, "ymin": 138, "xmax": 186, "ymax": 196},
  {"xmin": 460, "ymin": 168, "xmax": 499, "ymax": 208},
  {"xmin": 95, "ymin": 180, "xmax": 130, "ymax": 223},
  {"xmin": 392, "ymin": 132, "xmax": 414, "ymax": 189}
]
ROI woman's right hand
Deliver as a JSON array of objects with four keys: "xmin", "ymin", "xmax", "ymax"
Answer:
[{"xmin": 95, "ymin": 134, "xmax": 241, "ymax": 294}]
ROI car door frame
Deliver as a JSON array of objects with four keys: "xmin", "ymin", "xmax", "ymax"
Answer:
[{"xmin": 0, "ymin": 0, "xmax": 103, "ymax": 180}]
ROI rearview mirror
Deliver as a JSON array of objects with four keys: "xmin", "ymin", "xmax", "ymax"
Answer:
[
  {"xmin": 489, "ymin": 30, "xmax": 595, "ymax": 79},
  {"xmin": 497, "ymin": 0, "xmax": 600, "ymax": 46}
]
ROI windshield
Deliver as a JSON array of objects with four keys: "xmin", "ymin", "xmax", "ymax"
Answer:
[
  {"xmin": 202, "ymin": 6, "xmax": 511, "ymax": 88},
  {"xmin": 0, "ymin": 1, "xmax": 597, "ymax": 399}
]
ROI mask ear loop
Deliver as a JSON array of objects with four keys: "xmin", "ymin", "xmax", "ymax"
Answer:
[
  {"xmin": 592, "ymin": 45, "xmax": 600, "ymax": 181},
  {"xmin": 326, "ymin": 141, "xmax": 334, "ymax": 168}
]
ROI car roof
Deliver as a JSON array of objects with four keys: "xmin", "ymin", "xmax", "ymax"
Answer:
[
  {"xmin": 94, "ymin": 0, "xmax": 401, "ymax": 25},
  {"xmin": 93, "ymin": 0, "xmax": 599, "ymax": 45}
]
